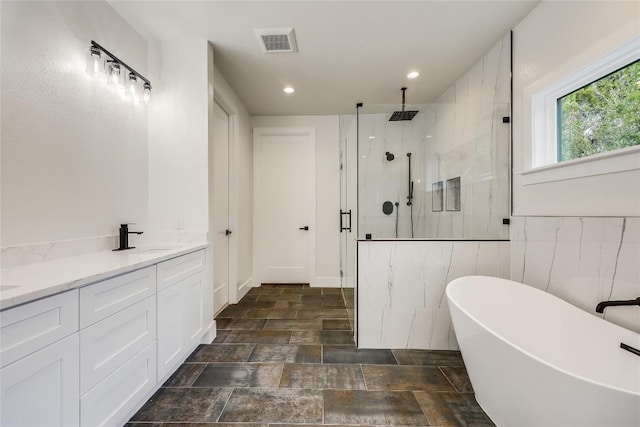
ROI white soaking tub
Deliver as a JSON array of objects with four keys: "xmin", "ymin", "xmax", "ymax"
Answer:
[{"xmin": 446, "ymin": 275, "xmax": 640, "ymax": 427}]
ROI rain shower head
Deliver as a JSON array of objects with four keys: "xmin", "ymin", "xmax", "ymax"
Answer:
[{"xmin": 389, "ymin": 87, "xmax": 419, "ymax": 121}]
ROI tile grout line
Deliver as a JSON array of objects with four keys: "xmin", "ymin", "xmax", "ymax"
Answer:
[
  {"xmin": 413, "ymin": 389, "xmax": 434, "ymax": 426},
  {"xmin": 438, "ymin": 366, "xmax": 459, "ymax": 393},
  {"xmin": 390, "ymin": 348, "xmax": 399, "ymax": 365},
  {"xmin": 360, "ymin": 363, "xmax": 369, "ymax": 391},
  {"xmin": 214, "ymin": 386, "xmax": 235, "ymax": 423}
]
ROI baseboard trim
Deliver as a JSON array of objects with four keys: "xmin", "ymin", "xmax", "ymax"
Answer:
[
  {"xmin": 238, "ymin": 277, "xmax": 254, "ymax": 300},
  {"xmin": 312, "ymin": 276, "xmax": 341, "ymax": 288},
  {"xmin": 201, "ymin": 320, "xmax": 216, "ymax": 344}
]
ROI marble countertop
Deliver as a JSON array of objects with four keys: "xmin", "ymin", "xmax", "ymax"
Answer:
[{"xmin": 0, "ymin": 242, "xmax": 208, "ymax": 310}]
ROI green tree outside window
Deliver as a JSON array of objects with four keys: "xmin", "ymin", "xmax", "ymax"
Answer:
[{"xmin": 558, "ymin": 60, "xmax": 640, "ymax": 162}]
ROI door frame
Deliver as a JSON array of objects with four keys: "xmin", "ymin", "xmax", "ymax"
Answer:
[
  {"xmin": 212, "ymin": 91, "xmax": 238, "ymax": 304},
  {"xmin": 253, "ymin": 127, "xmax": 317, "ymax": 286}
]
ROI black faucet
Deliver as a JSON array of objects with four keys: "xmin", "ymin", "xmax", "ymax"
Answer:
[
  {"xmin": 595, "ymin": 297, "xmax": 640, "ymax": 313},
  {"xmin": 113, "ymin": 223, "xmax": 143, "ymax": 251}
]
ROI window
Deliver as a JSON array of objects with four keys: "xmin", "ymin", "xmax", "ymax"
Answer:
[
  {"xmin": 521, "ymin": 37, "xmax": 640, "ymax": 186},
  {"xmin": 557, "ymin": 60, "xmax": 640, "ymax": 162}
]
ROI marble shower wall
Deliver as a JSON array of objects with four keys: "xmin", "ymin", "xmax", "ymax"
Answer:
[
  {"xmin": 357, "ymin": 33, "xmax": 511, "ymax": 239},
  {"xmin": 510, "ymin": 216, "xmax": 640, "ymax": 333},
  {"xmin": 422, "ymin": 32, "xmax": 510, "ymax": 239},
  {"xmin": 358, "ymin": 240, "xmax": 510, "ymax": 350},
  {"xmin": 358, "ymin": 111, "xmax": 429, "ymax": 238}
]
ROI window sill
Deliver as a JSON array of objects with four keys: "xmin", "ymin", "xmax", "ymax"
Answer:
[{"xmin": 519, "ymin": 145, "xmax": 640, "ymax": 186}]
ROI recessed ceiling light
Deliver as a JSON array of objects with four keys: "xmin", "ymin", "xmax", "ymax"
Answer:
[
  {"xmin": 407, "ymin": 71, "xmax": 420, "ymax": 79},
  {"xmin": 368, "ymin": 136, "xmax": 375, "ymax": 139},
  {"xmin": 284, "ymin": 86, "xmax": 295, "ymax": 94}
]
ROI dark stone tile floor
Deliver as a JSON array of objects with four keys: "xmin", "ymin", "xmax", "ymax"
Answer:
[{"xmin": 128, "ymin": 284, "xmax": 494, "ymax": 426}]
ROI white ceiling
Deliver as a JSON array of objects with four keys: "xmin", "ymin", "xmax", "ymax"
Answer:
[{"xmin": 110, "ymin": 1, "xmax": 540, "ymax": 116}]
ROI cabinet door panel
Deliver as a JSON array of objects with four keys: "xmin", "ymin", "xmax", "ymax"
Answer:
[
  {"xmin": 1, "ymin": 334, "xmax": 79, "ymax": 427},
  {"xmin": 0, "ymin": 290, "xmax": 78, "ymax": 368},
  {"xmin": 80, "ymin": 295, "xmax": 156, "ymax": 394},
  {"xmin": 182, "ymin": 272, "xmax": 204, "ymax": 349},
  {"xmin": 157, "ymin": 283, "xmax": 183, "ymax": 379},
  {"xmin": 81, "ymin": 341, "xmax": 156, "ymax": 427}
]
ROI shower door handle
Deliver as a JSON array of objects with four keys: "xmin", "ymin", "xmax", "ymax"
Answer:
[
  {"xmin": 299, "ymin": 226, "xmax": 309, "ymax": 231},
  {"xmin": 340, "ymin": 210, "xmax": 352, "ymax": 232}
]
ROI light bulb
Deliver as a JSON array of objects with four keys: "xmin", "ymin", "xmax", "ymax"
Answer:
[
  {"xmin": 86, "ymin": 46, "xmax": 104, "ymax": 76},
  {"xmin": 143, "ymin": 82, "xmax": 151, "ymax": 103},
  {"xmin": 112, "ymin": 65, "xmax": 121, "ymax": 86},
  {"xmin": 108, "ymin": 61, "xmax": 121, "ymax": 86},
  {"xmin": 128, "ymin": 72, "xmax": 137, "ymax": 95}
]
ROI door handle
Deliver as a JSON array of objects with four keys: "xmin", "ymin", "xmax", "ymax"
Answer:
[
  {"xmin": 299, "ymin": 226, "xmax": 309, "ymax": 231},
  {"xmin": 340, "ymin": 210, "xmax": 352, "ymax": 232},
  {"xmin": 225, "ymin": 229, "xmax": 232, "ymax": 235}
]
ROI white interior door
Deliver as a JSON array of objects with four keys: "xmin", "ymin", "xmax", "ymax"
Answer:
[
  {"xmin": 254, "ymin": 128, "xmax": 316, "ymax": 284},
  {"xmin": 212, "ymin": 102, "xmax": 229, "ymax": 314}
]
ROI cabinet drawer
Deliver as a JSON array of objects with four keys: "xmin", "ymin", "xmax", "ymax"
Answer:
[
  {"xmin": 80, "ymin": 265, "xmax": 156, "ymax": 328},
  {"xmin": 157, "ymin": 250, "xmax": 205, "ymax": 291},
  {"xmin": 80, "ymin": 295, "xmax": 156, "ymax": 395},
  {"xmin": 0, "ymin": 290, "xmax": 78, "ymax": 368},
  {"xmin": 81, "ymin": 341, "xmax": 156, "ymax": 427}
]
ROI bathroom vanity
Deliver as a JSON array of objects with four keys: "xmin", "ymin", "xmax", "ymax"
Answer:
[{"xmin": 0, "ymin": 243, "xmax": 211, "ymax": 427}]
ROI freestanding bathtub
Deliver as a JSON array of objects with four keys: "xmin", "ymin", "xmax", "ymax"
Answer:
[{"xmin": 446, "ymin": 276, "xmax": 640, "ymax": 427}]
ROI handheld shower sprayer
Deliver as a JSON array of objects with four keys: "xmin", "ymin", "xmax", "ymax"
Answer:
[{"xmin": 406, "ymin": 153, "xmax": 413, "ymax": 206}]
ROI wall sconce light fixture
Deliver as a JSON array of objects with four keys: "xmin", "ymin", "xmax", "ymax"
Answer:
[{"xmin": 86, "ymin": 40, "xmax": 152, "ymax": 103}]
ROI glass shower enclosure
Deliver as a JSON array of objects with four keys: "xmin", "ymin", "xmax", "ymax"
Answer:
[
  {"xmin": 339, "ymin": 33, "xmax": 511, "ymax": 344},
  {"xmin": 355, "ymin": 99, "xmax": 510, "ymax": 239}
]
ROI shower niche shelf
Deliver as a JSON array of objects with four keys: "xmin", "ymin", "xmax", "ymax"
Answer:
[
  {"xmin": 432, "ymin": 181, "xmax": 444, "ymax": 212},
  {"xmin": 446, "ymin": 177, "xmax": 461, "ymax": 211}
]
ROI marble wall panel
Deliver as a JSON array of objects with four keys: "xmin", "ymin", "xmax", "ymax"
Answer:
[
  {"xmin": 510, "ymin": 216, "xmax": 640, "ymax": 333},
  {"xmin": 357, "ymin": 240, "xmax": 510, "ymax": 350}
]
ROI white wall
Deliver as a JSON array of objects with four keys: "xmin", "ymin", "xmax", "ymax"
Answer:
[
  {"xmin": 510, "ymin": 1, "xmax": 640, "ymax": 333},
  {"xmin": 1, "ymin": 1, "xmax": 148, "ymax": 246},
  {"xmin": 251, "ymin": 115, "xmax": 340, "ymax": 286},
  {"xmin": 512, "ymin": 0, "xmax": 640, "ymax": 216},
  {"xmin": 147, "ymin": 38, "xmax": 209, "ymax": 233},
  {"xmin": 212, "ymin": 65, "xmax": 253, "ymax": 297}
]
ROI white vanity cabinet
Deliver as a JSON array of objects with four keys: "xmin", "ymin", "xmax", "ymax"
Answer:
[
  {"xmin": 0, "ymin": 290, "xmax": 80, "ymax": 427},
  {"xmin": 157, "ymin": 250, "xmax": 205, "ymax": 380},
  {"xmin": 79, "ymin": 266, "xmax": 158, "ymax": 427},
  {"xmin": 0, "ymin": 246, "xmax": 209, "ymax": 427}
]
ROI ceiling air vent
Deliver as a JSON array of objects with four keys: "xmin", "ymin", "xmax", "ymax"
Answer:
[{"xmin": 254, "ymin": 28, "xmax": 298, "ymax": 53}]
